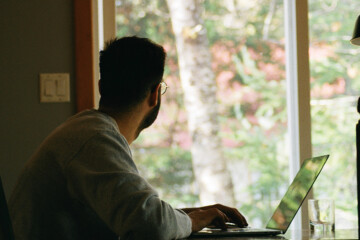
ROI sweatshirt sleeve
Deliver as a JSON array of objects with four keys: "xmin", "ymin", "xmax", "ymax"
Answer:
[{"xmin": 64, "ymin": 130, "xmax": 192, "ymax": 240}]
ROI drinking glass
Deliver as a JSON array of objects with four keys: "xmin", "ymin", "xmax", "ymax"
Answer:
[{"xmin": 308, "ymin": 199, "xmax": 335, "ymax": 232}]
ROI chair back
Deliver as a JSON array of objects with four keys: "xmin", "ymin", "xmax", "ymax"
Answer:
[
  {"xmin": 0, "ymin": 176, "xmax": 14, "ymax": 240},
  {"xmin": 357, "ymin": 97, "xmax": 360, "ymax": 234}
]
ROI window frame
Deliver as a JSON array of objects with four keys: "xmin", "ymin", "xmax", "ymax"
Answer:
[
  {"xmin": 284, "ymin": 0, "xmax": 312, "ymax": 232},
  {"xmin": 74, "ymin": 0, "xmax": 96, "ymax": 112}
]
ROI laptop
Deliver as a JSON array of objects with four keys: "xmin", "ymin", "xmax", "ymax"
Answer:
[{"xmin": 190, "ymin": 155, "xmax": 330, "ymax": 237}]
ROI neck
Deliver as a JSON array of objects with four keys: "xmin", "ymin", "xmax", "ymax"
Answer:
[{"xmin": 98, "ymin": 106, "xmax": 144, "ymax": 144}]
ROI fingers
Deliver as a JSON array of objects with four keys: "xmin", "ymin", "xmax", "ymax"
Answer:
[
  {"xmin": 187, "ymin": 208, "xmax": 231, "ymax": 232},
  {"xmin": 209, "ymin": 208, "xmax": 230, "ymax": 230},
  {"xmin": 203, "ymin": 204, "xmax": 248, "ymax": 227},
  {"xmin": 220, "ymin": 204, "xmax": 248, "ymax": 227},
  {"xmin": 225, "ymin": 207, "xmax": 248, "ymax": 227},
  {"xmin": 187, "ymin": 204, "xmax": 249, "ymax": 233}
]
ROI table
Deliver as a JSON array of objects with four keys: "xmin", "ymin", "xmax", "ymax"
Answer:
[{"xmin": 187, "ymin": 229, "xmax": 358, "ymax": 239}]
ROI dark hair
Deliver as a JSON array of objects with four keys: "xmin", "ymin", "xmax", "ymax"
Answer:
[{"xmin": 99, "ymin": 36, "xmax": 166, "ymax": 112}]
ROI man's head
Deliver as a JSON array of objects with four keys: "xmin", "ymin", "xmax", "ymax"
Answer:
[{"xmin": 99, "ymin": 36, "xmax": 166, "ymax": 114}]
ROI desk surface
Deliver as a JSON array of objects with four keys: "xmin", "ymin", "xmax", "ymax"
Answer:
[{"xmin": 188, "ymin": 229, "xmax": 358, "ymax": 240}]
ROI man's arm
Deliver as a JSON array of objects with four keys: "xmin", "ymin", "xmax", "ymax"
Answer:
[{"xmin": 65, "ymin": 131, "xmax": 192, "ymax": 239}]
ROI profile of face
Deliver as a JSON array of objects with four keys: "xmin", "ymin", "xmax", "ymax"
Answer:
[{"xmin": 137, "ymin": 91, "xmax": 161, "ymax": 136}]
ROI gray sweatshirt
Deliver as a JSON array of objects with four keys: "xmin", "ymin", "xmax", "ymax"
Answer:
[{"xmin": 9, "ymin": 110, "xmax": 192, "ymax": 240}]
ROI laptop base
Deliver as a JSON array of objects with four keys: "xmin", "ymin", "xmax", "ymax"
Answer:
[{"xmin": 190, "ymin": 227, "xmax": 282, "ymax": 238}]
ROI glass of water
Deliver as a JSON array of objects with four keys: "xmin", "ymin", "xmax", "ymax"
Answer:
[{"xmin": 308, "ymin": 199, "xmax": 335, "ymax": 232}]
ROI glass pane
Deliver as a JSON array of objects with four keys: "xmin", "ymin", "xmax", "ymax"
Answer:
[
  {"xmin": 116, "ymin": 0, "xmax": 288, "ymax": 228},
  {"xmin": 308, "ymin": 0, "xmax": 360, "ymax": 229}
]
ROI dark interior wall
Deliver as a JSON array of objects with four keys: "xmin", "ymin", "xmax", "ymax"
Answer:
[{"xmin": 0, "ymin": 1, "xmax": 76, "ymax": 199}]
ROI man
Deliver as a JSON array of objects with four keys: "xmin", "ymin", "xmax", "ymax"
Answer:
[{"xmin": 9, "ymin": 36, "xmax": 247, "ymax": 239}]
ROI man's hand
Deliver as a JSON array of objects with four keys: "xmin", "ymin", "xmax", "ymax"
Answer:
[{"xmin": 182, "ymin": 204, "xmax": 248, "ymax": 232}]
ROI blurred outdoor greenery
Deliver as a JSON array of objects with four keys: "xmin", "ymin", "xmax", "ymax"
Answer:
[{"xmin": 115, "ymin": 0, "xmax": 360, "ymax": 228}]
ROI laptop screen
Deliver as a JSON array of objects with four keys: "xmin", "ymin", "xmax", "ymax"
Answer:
[{"xmin": 266, "ymin": 155, "xmax": 329, "ymax": 232}]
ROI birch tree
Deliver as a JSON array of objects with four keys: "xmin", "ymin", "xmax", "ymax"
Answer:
[{"xmin": 166, "ymin": 0, "xmax": 235, "ymax": 206}]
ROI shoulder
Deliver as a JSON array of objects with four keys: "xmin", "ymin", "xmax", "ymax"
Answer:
[
  {"xmin": 47, "ymin": 109, "xmax": 125, "ymax": 150},
  {"xmin": 64, "ymin": 109, "xmax": 120, "ymax": 134},
  {"xmin": 61, "ymin": 111, "xmax": 136, "ymax": 171},
  {"xmin": 65, "ymin": 129, "xmax": 138, "ymax": 174},
  {"xmin": 31, "ymin": 110, "xmax": 132, "ymax": 170}
]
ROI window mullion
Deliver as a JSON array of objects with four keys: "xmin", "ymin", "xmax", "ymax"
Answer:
[{"xmin": 284, "ymin": 0, "xmax": 312, "ymax": 233}]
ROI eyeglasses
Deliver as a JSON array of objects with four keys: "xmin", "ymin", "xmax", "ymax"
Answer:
[{"xmin": 160, "ymin": 81, "xmax": 169, "ymax": 95}]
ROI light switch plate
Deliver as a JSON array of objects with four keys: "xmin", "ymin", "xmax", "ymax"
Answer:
[{"xmin": 40, "ymin": 73, "xmax": 70, "ymax": 102}]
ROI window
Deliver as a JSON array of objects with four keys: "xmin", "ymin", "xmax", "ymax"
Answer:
[
  {"xmin": 90, "ymin": 0, "xmax": 358, "ymax": 230},
  {"xmin": 115, "ymin": 0, "xmax": 292, "ymax": 228},
  {"xmin": 308, "ymin": 0, "xmax": 360, "ymax": 229}
]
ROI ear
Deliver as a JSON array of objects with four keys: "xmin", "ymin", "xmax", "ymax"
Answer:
[{"xmin": 148, "ymin": 84, "xmax": 160, "ymax": 107}]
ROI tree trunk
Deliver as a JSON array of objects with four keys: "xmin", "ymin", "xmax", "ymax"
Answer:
[{"xmin": 166, "ymin": 0, "xmax": 235, "ymax": 206}]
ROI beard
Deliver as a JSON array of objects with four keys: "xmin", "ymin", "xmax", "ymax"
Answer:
[{"xmin": 136, "ymin": 94, "xmax": 161, "ymax": 138}]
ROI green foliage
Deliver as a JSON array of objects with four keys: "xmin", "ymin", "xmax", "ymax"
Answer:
[
  {"xmin": 310, "ymin": 58, "xmax": 345, "ymax": 87},
  {"xmin": 307, "ymin": 0, "xmax": 360, "ymax": 226},
  {"xmin": 132, "ymin": 146, "xmax": 199, "ymax": 206},
  {"xmin": 311, "ymin": 100, "xmax": 357, "ymax": 217}
]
